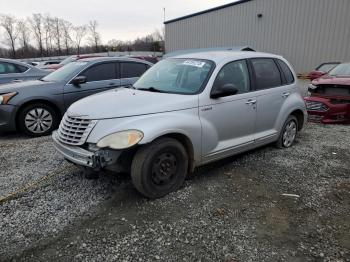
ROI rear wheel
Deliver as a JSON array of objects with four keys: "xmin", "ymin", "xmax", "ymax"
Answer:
[
  {"xmin": 131, "ymin": 138, "xmax": 188, "ymax": 199},
  {"xmin": 276, "ymin": 115, "xmax": 298, "ymax": 148},
  {"xmin": 18, "ymin": 103, "xmax": 59, "ymax": 137}
]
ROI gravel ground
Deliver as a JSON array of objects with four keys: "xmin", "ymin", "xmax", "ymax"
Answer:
[{"xmin": 0, "ymin": 122, "xmax": 349, "ymax": 262}]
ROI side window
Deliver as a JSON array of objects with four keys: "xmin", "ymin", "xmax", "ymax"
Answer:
[
  {"xmin": 0, "ymin": 63, "xmax": 6, "ymax": 74},
  {"xmin": 121, "ymin": 62, "xmax": 147, "ymax": 78},
  {"xmin": 251, "ymin": 58, "xmax": 282, "ymax": 90},
  {"xmin": 276, "ymin": 59, "xmax": 294, "ymax": 84},
  {"xmin": 16, "ymin": 64, "xmax": 28, "ymax": 73},
  {"xmin": 213, "ymin": 60, "xmax": 250, "ymax": 94},
  {"xmin": 6, "ymin": 63, "xmax": 19, "ymax": 73},
  {"xmin": 80, "ymin": 63, "xmax": 116, "ymax": 82}
]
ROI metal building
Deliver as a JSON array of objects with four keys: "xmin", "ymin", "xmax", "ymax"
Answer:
[{"xmin": 164, "ymin": 0, "xmax": 350, "ymax": 73}]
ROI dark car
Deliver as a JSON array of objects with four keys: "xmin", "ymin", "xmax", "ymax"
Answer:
[
  {"xmin": 308, "ymin": 62, "xmax": 340, "ymax": 81},
  {"xmin": 0, "ymin": 57, "xmax": 152, "ymax": 136},
  {"xmin": 305, "ymin": 62, "xmax": 350, "ymax": 124},
  {"xmin": 42, "ymin": 55, "xmax": 104, "ymax": 71},
  {"xmin": 0, "ymin": 58, "xmax": 49, "ymax": 85}
]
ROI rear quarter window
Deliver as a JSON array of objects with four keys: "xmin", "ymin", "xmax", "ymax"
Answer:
[{"xmin": 276, "ymin": 59, "xmax": 295, "ymax": 84}]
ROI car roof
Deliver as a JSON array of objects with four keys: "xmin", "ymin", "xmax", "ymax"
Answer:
[
  {"xmin": 0, "ymin": 58, "xmax": 34, "ymax": 68},
  {"xmin": 172, "ymin": 51, "xmax": 283, "ymax": 64},
  {"xmin": 79, "ymin": 56, "xmax": 154, "ymax": 65}
]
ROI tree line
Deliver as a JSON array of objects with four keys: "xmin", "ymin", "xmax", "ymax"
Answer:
[{"xmin": 0, "ymin": 13, "xmax": 164, "ymax": 59}]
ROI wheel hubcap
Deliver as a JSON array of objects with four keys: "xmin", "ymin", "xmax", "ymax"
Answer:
[
  {"xmin": 25, "ymin": 108, "xmax": 53, "ymax": 134},
  {"xmin": 282, "ymin": 120, "xmax": 297, "ymax": 147},
  {"xmin": 151, "ymin": 152, "xmax": 178, "ymax": 186}
]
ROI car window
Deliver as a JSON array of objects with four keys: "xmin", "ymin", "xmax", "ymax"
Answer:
[
  {"xmin": 16, "ymin": 64, "xmax": 28, "ymax": 73},
  {"xmin": 316, "ymin": 63, "xmax": 339, "ymax": 72},
  {"xmin": 212, "ymin": 60, "xmax": 250, "ymax": 94},
  {"xmin": 0, "ymin": 63, "xmax": 6, "ymax": 74},
  {"xmin": 276, "ymin": 59, "xmax": 294, "ymax": 84},
  {"xmin": 251, "ymin": 58, "xmax": 282, "ymax": 90},
  {"xmin": 80, "ymin": 63, "xmax": 116, "ymax": 82},
  {"xmin": 43, "ymin": 61, "xmax": 88, "ymax": 82},
  {"xmin": 121, "ymin": 62, "xmax": 148, "ymax": 78}
]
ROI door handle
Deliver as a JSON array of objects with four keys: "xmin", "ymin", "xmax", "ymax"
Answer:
[
  {"xmin": 246, "ymin": 99, "xmax": 257, "ymax": 105},
  {"xmin": 282, "ymin": 92, "xmax": 290, "ymax": 98},
  {"xmin": 12, "ymin": 79, "xmax": 22, "ymax": 83},
  {"xmin": 108, "ymin": 82, "xmax": 116, "ymax": 86}
]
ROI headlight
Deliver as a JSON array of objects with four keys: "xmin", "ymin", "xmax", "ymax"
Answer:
[
  {"xmin": 0, "ymin": 92, "xmax": 17, "ymax": 105},
  {"xmin": 97, "ymin": 130, "xmax": 143, "ymax": 149},
  {"xmin": 308, "ymin": 84, "xmax": 317, "ymax": 90}
]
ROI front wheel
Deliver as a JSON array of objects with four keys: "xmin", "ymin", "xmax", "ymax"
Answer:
[
  {"xmin": 18, "ymin": 103, "xmax": 59, "ymax": 137},
  {"xmin": 131, "ymin": 138, "xmax": 188, "ymax": 199},
  {"xmin": 276, "ymin": 115, "xmax": 298, "ymax": 148}
]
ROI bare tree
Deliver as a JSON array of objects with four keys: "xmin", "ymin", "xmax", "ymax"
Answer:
[
  {"xmin": 87, "ymin": 20, "xmax": 101, "ymax": 52},
  {"xmin": 52, "ymin": 17, "xmax": 62, "ymax": 55},
  {"xmin": 0, "ymin": 14, "xmax": 18, "ymax": 58},
  {"xmin": 61, "ymin": 19, "xmax": 72, "ymax": 55},
  {"xmin": 72, "ymin": 25, "xmax": 86, "ymax": 54},
  {"xmin": 17, "ymin": 19, "xmax": 31, "ymax": 57},
  {"xmin": 30, "ymin": 13, "xmax": 44, "ymax": 57}
]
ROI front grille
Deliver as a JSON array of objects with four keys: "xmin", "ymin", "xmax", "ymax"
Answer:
[
  {"xmin": 305, "ymin": 101, "xmax": 328, "ymax": 112},
  {"xmin": 57, "ymin": 114, "xmax": 97, "ymax": 145}
]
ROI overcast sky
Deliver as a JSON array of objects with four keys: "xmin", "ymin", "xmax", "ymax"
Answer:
[{"xmin": 1, "ymin": 0, "xmax": 234, "ymax": 43}]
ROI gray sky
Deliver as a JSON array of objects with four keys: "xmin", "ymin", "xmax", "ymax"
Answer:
[{"xmin": 1, "ymin": 0, "xmax": 234, "ymax": 43}]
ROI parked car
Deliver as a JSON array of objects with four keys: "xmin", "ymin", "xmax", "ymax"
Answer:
[
  {"xmin": 42, "ymin": 55, "xmax": 104, "ymax": 71},
  {"xmin": 130, "ymin": 56, "xmax": 159, "ymax": 64},
  {"xmin": 52, "ymin": 51, "xmax": 307, "ymax": 199},
  {"xmin": 36, "ymin": 60, "xmax": 62, "ymax": 69},
  {"xmin": 308, "ymin": 62, "xmax": 340, "ymax": 80},
  {"xmin": 305, "ymin": 62, "xmax": 350, "ymax": 124},
  {"xmin": 0, "ymin": 58, "xmax": 49, "ymax": 85},
  {"xmin": 0, "ymin": 57, "xmax": 152, "ymax": 136}
]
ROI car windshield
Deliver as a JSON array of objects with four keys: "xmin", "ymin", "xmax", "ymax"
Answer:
[
  {"xmin": 133, "ymin": 58, "xmax": 214, "ymax": 94},
  {"xmin": 59, "ymin": 56, "xmax": 76, "ymax": 65},
  {"xmin": 317, "ymin": 63, "xmax": 339, "ymax": 72},
  {"xmin": 328, "ymin": 63, "xmax": 350, "ymax": 76},
  {"xmin": 42, "ymin": 62, "xmax": 87, "ymax": 82}
]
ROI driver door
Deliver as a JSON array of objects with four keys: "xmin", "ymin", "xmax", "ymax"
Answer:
[
  {"xmin": 63, "ymin": 62, "xmax": 120, "ymax": 109},
  {"xmin": 199, "ymin": 59, "xmax": 257, "ymax": 163}
]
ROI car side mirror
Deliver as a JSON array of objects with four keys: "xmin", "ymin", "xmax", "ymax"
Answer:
[
  {"xmin": 71, "ymin": 76, "xmax": 87, "ymax": 86},
  {"xmin": 210, "ymin": 83, "xmax": 238, "ymax": 99}
]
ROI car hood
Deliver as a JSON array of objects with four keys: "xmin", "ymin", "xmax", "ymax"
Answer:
[
  {"xmin": 66, "ymin": 88, "xmax": 199, "ymax": 119},
  {"xmin": 312, "ymin": 75, "xmax": 350, "ymax": 85},
  {"xmin": 0, "ymin": 80, "xmax": 57, "ymax": 93}
]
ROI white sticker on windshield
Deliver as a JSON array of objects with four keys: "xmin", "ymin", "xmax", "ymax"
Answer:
[{"xmin": 183, "ymin": 60, "xmax": 206, "ymax": 68}]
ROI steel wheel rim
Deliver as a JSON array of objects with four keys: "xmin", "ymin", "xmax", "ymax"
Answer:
[
  {"xmin": 25, "ymin": 108, "xmax": 53, "ymax": 134},
  {"xmin": 282, "ymin": 120, "xmax": 297, "ymax": 147},
  {"xmin": 151, "ymin": 152, "xmax": 178, "ymax": 186}
]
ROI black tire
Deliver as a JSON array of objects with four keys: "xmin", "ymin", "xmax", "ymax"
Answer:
[
  {"xmin": 275, "ymin": 115, "xmax": 298, "ymax": 149},
  {"xmin": 131, "ymin": 137, "xmax": 188, "ymax": 199},
  {"xmin": 18, "ymin": 103, "xmax": 59, "ymax": 137}
]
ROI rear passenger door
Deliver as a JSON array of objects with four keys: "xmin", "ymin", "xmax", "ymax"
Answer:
[
  {"xmin": 63, "ymin": 62, "xmax": 120, "ymax": 108},
  {"xmin": 120, "ymin": 62, "xmax": 150, "ymax": 86},
  {"xmin": 249, "ymin": 58, "xmax": 293, "ymax": 143}
]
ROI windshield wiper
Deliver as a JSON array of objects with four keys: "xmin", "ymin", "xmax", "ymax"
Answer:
[{"xmin": 137, "ymin": 87, "xmax": 164, "ymax": 93}]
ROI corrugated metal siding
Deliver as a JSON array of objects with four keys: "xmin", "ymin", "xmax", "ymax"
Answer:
[{"xmin": 165, "ymin": 0, "xmax": 350, "ymax": 73}]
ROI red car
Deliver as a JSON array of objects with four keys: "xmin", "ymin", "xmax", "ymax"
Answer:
[
  {"xmin": 308, "ymin": 62, "xmax": 340, "ymax": 80},
  {"xmin": 42, "ymin": 55, "xmax": 104, "ymax": 71},
  {"xmin": 304, "ymin": 62, "xmax": 350, "ymax": 124}
]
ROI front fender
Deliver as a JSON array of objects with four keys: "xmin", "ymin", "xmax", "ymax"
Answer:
[{"xmin": 86, "ymin": 108, "xmax": 202, "ymax": 163}]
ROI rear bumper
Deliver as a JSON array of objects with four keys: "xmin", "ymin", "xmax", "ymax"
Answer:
[
  {"xmin": 0, "ymin": 105, "xmax": 17, "ymax": 133},
  {"xmin": 304, "ymin": 97, "xmax": 350, "ymax": 124}
]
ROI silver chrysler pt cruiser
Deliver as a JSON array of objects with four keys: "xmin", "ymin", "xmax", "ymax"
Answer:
[{"xmin": 52, "ymin": 51, "xmax": 307, "ymax": 198}]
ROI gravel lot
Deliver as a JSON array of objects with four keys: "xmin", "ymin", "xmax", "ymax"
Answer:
[{"xmin": 0, "ymin": 122, "xmax": 349, "ymax": 262}]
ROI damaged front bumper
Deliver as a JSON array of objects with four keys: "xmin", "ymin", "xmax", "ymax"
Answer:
[{"xmin": 52, "ymin": 131, "xmax": 121, "ymax": 170}]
